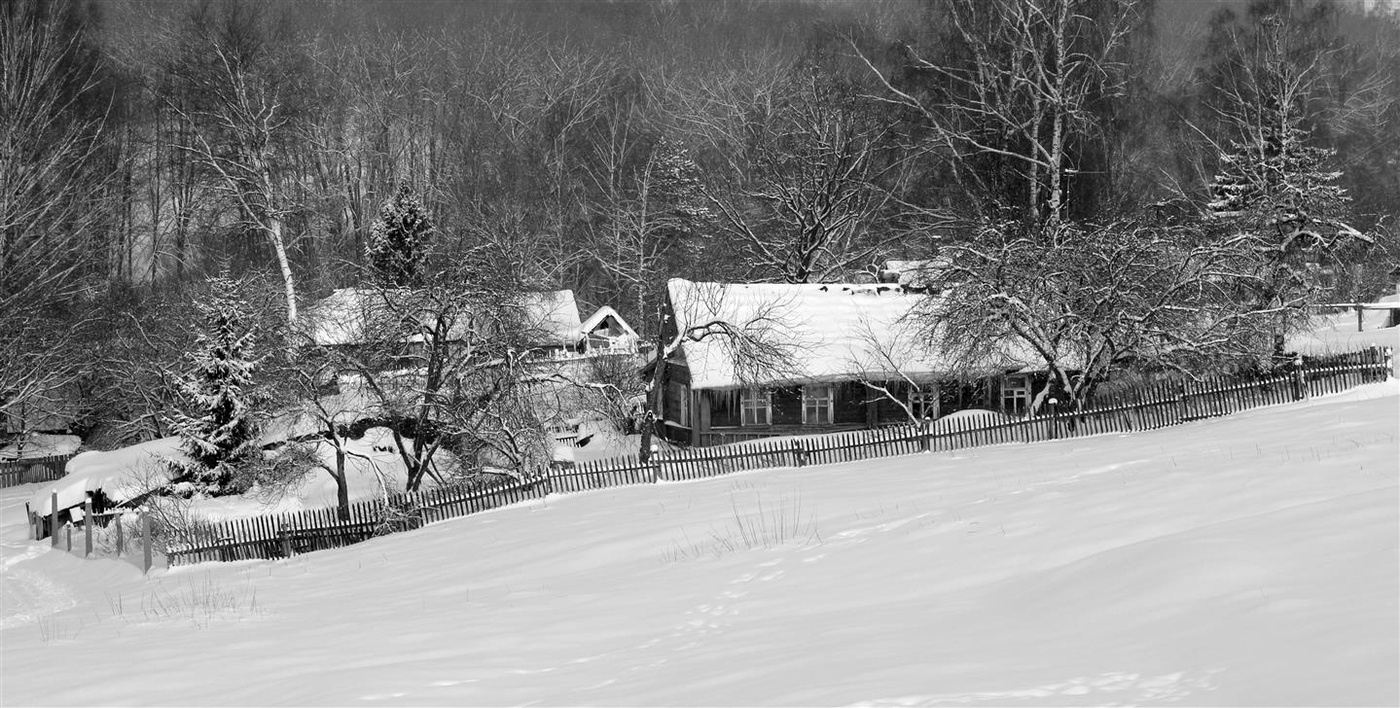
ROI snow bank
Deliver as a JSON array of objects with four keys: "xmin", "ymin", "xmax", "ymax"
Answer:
[
  {"xmin": 22, "ymin": 427, "xmax": 437, "ymax": 519},
  {"xmin": 26, "ymin": 437, "xmax": 184, "ymax": 516},
  {"xmin": 186, "ymin": 427, "xmax": 428, "ymax": 521}
]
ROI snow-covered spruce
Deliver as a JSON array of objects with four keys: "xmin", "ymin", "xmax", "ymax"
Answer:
[
  {"xmin": 365, "ymin": 184, "xmax": 435, "ymax": 287},
  {"xmin": 168, "ymin": 274, "xmax": 261, "ymax": 496}
]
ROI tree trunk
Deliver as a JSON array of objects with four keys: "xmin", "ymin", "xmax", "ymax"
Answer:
[
  {"xmin": 1045, "ymin": 0, "xmax": 1070, "ymax": 226},
  {"xmin": 335, "ymin": 448, "xmax": 350, "ymax": 521},
  {"xmin": 265, "ymin": 210, "xmax": 298, "ymax": 325},
  {"xmin": 639, "ymin": 316, "xmax": 666, "ymax": 462}
]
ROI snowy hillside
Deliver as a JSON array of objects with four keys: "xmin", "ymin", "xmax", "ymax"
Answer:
[{"xmin": 2, "ymin": 384, "xmax": 1396, "ymax": 706}]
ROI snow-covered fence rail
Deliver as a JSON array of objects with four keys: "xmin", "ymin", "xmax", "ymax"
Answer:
[
  {"xmin": 0, "ymin": 454, "xmax": 72, "ymax": 488},
  {"xmin": 152, "ymin": 347, "xmax": 1389, "ymax": 567}
]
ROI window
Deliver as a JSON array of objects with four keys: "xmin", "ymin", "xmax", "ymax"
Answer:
[
  {"xmin": 1001, "ymin": 374, "xmax": 1030, "ymax": 416},
  {"xmin": 668, "ymin": 381, "xmax": 691, "ymax": 428},
  {"xmin": 802, "ymin": 385, "xmax": 833, "ymax": 425},
  {"xmin": 740, "ymin": 389, "xmax": 771, "ymax": 426},
  {"xmin": 909, "ymin": 383, "xmax": 940, "ymax": 420}
]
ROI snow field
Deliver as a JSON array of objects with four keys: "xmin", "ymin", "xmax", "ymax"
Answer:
[{"xmin": 1, "ymin": 383, "xmax": 1396, "ymax": 706}]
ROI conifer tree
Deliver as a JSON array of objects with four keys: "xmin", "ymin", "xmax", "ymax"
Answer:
[
  {"xmin": 170, "ymin": 274, "xmax": 261, "ymax": 496},
  {"xmin": 1208, "ymin": 93, "xmax": 1355, "ymax": 257},
  {"xmin": 1205, "ymin": 14, "xmax": 1368, "ymax": 336},
  {"xmin": 366, "ymin": 185, "xmax": 435, "ymax": 287}
]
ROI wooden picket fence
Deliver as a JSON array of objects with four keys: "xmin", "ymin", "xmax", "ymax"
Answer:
[
  {"xmin": 166, "ymin": 475, "xmax": 549, "ymax": 566},
  {"xmin": 154, "ymin": 348, "xmax": 1388, "ymax": 567},
  {"xmin": 0, "ymin": 454, "xmax": 72, "ymax": 489}
]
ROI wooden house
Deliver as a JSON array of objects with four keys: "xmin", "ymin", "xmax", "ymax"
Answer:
[
  {"xmin": 305, "ymin": 288, "xmax": 638, "ymax": 360},
  {"xmin": 305, "ymin": 288, "xmax": 588, "ymax": 356},
  {"xmin": 656, "ymin": 279, "xmax": 1047, "ymax": 447},
  {"xmin": 579, "ymin": 306, "xmax": 639, "ymax": 355}
]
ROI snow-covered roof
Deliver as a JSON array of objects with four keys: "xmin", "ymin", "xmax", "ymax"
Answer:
[
  {"xmin": 303, "ymin": 288, "xmax": 584, "ymax": 348},
  {"xmin": 303, "ymin": 288, "xmax": 380, "ymax": 346},
  {"xmin": 580, "ymin": 305, "xmax": 638, "ymax": 340},
  {"xmin": 27, "ymin": 437, "xmax": 186, "ymax": 515},
  {"xmin": 667, "ymin": 279, "xmax": 1036, "ymax": 390},
  {"xmin": 522, "ymin": 290, "xmax": 583, "ymax": 347}
]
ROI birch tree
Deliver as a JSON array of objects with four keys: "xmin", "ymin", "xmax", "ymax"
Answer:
[{"xmin": 155, "ymin": 2, "xmax": 306, "ymax": 324}]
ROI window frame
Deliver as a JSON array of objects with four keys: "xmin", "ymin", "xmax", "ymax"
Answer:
[
  {"xmin": 740, "ymin": 388, "xmax": 772, "ymax": 427},
  {"xmin": 1000, "ymin": 374, "xmax": 1031, "ymax": 416},
  {"xmin": 909, "ymin": 382, "xmax": 940, "ymax": 420},
  {"xmin": 801, "ymin": 384, "xmax": 834, "ymax": 425},
  {"xmin": 670, "ymin": 381, "xmax": 691, "ymax": 428}
]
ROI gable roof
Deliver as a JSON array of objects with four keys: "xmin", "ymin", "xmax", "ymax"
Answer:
[
  {"xmin": 667, "ymin": 279, "xmax": 1037, "ymax": 390},
  {"xmin": 521, "ymin": 290, "xmax": 583, "ymax": 347},
  {"xmin": 303, "ymin": 288, "xmax": 583, "ymax": 348},
  {"xmin": 580, "ymin": 305, "xmax": 639, "ymax": 339}
]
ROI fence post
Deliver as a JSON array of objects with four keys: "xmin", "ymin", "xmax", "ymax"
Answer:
[
  {"xmin": 142, "ymin": 512, "xmax": 152, "ymax": 575},
  {"xmin": 50, "ymin": 492, "xmax": 58, "ymax": 547},
  {"xmin": 1385, "ymin": 347, "xmax": 1394, "ymax": 379},
  {"xmin": 1176, "ymin": 382, "xmax": 1188, "ymax": 422},
  {"xmin": 1292, "ymin": 353, "xmax": 1307, "ymax": 400},
  {"xmin": 65, "ymin": 523, "xmax": 72, "ymax": 552},
  {"xmin": 115, "ymin": 513, "xmax": 124, "ymax": 556},
  {"xmin": 84, "ymin": 498, "xmax": 93, "ymax": 558},
  {"xmin": 920, "ymin": 418, "xmax": 931, "ymax": 453},
  {"xmin": 1048, "ymin": 398, "xmax": 1060, "ymax": 439},
  {"xmin": 280, "ymin": 524, "xmax": 292, "ymax": 559},
  {"xmin": 791, "ymin": 439, "xmax": 806, "ymax": 468}
]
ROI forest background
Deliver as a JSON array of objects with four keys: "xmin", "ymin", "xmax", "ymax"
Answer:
[{"xmin": 3, "ymin": 0, "xmax": 1398, "ymax": 454}]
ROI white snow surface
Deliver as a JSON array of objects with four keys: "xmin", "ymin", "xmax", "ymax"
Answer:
[
  {"xmin": 1, "ymin": 384, "xmax": 1396, "ymax": 706},
  {"xmin": 667, "ymin": 279, "xmax": 1039, "ymax": 390},
  {"xmin": 1287, "ymin": 309, "xmax": 1399, "ymax": 372},
  {"xmin": 25, "ymin": 437, "xmax": 185, "ymax": 516},
  {"xmin": 23, "ymin": 427, "xmax": 423, "ymax": 519}
]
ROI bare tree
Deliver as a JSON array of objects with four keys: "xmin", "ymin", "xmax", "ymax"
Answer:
[
  {"xmin": 298, "ymin": 255, "xmax": 556, "ymax": 492},
  {"xmin": 916, "ymin": 219, "xmax": 1268, "ymax": 412},
  {"xmin": 671, "ymin": 65, "xmax": 922, "ymax": 283},
  {"xmin": 0, "ymin": 0, "xmax": 111, "ymax": 436},
  {"xmin": 267, "ymin": 348, "xmax": 385, "ymax": 520},
  {"xmin": 641, "ymin": 280, "xmax": 801, "ymax": 460},
  {"xmin": 857, "ymin": 0, "xmax": 1140, "ymax": 225},
  {"xmin": 153, "ymin": 3, "xmax": 305, "ymax": 324}
]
